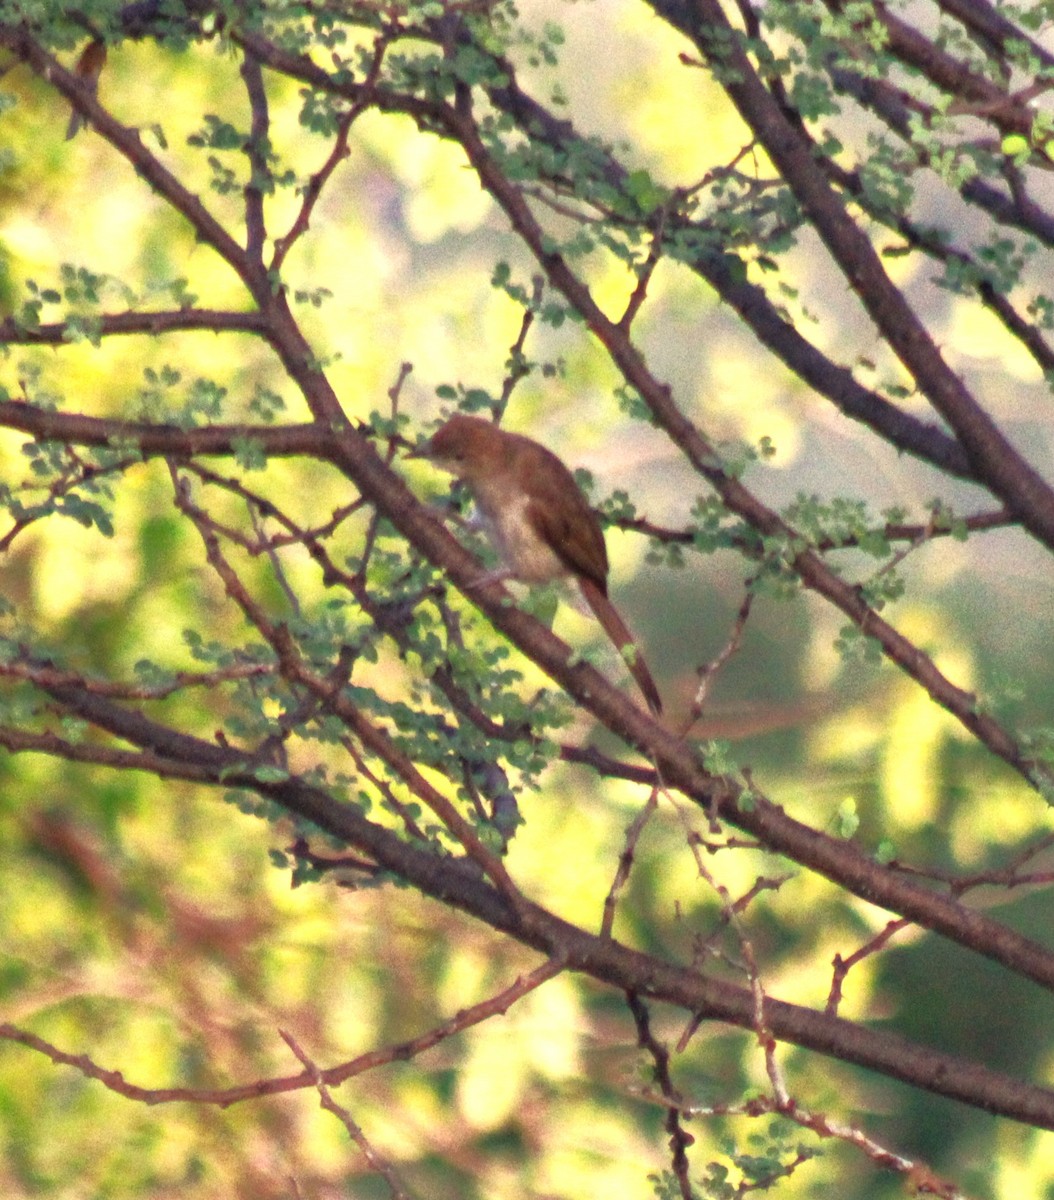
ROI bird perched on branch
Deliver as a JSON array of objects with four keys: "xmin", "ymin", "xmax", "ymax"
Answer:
[
  {"xmin": 410, "ymin": 414, "xmax": 663, "ymax": 715},
  {"xmin": 66, "ymin": 39, "xmax": 107, "ymax": 140}
]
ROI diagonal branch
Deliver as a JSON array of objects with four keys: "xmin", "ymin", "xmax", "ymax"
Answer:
[
  {"xmin": 673, "ymin": 0, "xmax": 1054, "ymax": 550},
  {"xmin": 0, "ymin": 956, "xmax": 566, "ymax": 1109},
  {"xmin": 0, "ymin": 29, "xmax": 262, "ymax": 296},
  {"xmin": 11, "ymin": 671, "xmax": 1054, "ymax": 1126},
  {"xmin": 436, "ymin": 87, "xmax": 1039, "ymax": 795}
]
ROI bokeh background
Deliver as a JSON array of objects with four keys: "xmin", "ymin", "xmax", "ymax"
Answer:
[{"xmin": 2, "ymin": 2, "xmax": 1054, "ymax": 1197}]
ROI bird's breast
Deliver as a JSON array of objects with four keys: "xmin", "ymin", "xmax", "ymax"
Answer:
[{"xmin": 476, "ymin": 489, "xmax": 567, "ymax": 584}]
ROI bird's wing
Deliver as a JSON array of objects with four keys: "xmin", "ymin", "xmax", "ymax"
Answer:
[
  {"xmin": 519, "ymin": 444, "xmax": 608, "ymax": 586},
  {"xmin": 525, "ymin": 483, "xmax": 609, "ymax": 591}
]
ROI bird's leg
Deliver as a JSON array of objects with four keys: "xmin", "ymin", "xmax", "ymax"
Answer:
[{"xmin": 462, "ymin": 566, "xmax": 513, "ymax": 590}]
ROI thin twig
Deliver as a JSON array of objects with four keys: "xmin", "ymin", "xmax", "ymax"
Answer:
[
  {"xmin": 271, "ymin": 33, "xmax": 390, "ymax": 273},
  {"xmin": 601, "ymin": 788, "xmax": 659, "ymax": 938},
  {"xmin": 627, "ymin": 992, "xmax": 695, "ymax": 1200},
  {"xmin": 0, "ymin": 957, "xmax": 567, "ymax": 1109},
  {"xmin": 281, "ymin": 1031, "xmax": 415, "ymax": 1200},
  {"xmin": 826, "ymin": 919, "xmax": 912, "ymax": 1016},
  {"xmin": 683, "ymin": 588, "xmax": 755, "ymax": 731}
]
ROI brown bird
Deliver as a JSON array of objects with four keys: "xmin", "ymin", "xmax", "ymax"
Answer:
[
  {"xmin": 66, "ymin": 39, "xmax": 107, "ymax": 140},
  {"xmin": 411, "ymin": 414, "xmax": 662, "ymax": 715}
]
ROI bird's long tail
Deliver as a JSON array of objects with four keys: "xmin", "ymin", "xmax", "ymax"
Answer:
[{"xmin": 578, "ymin": 577, "xmax": 663, "ymax": 715}]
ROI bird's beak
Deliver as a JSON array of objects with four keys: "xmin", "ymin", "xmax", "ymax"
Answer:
[{"xmin": 404, "ymin": 435, "xmax": 433, "ymax": 461}]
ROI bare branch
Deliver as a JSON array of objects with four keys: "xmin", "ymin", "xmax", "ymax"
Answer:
[{"xmin": 281, "ymin": 1031, "xmax": 415, "ymax": 1200}]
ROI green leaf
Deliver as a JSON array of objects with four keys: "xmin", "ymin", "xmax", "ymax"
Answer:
[
  {"xmin": 624, "ymin": 168, "xmax": 666, "ymax": 215},
  {"xmin": 252, "ymin": 764, "xmax": 291, "ymax": 784}
]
